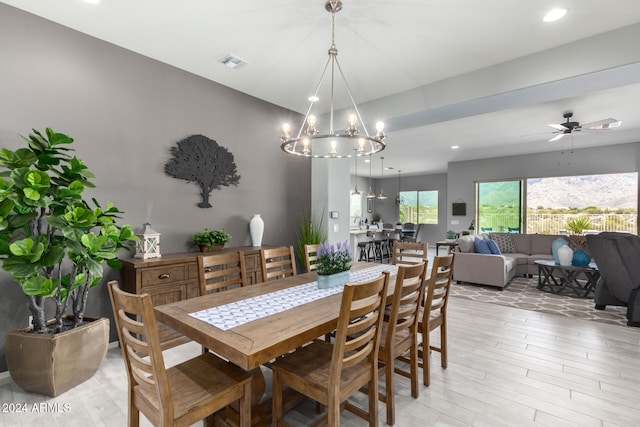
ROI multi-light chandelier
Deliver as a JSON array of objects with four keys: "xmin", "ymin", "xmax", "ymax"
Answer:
[{"xmin": 280, "ymin": 0, "xmax": 387, "ymax": 158}]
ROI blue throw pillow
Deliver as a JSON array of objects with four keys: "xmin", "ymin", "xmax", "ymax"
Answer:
[
  {"xmin": 474, "ymin": 238, "xmax": 492, "ymax": 254},
  {"xmin": 486, "ymin": 239, "xmax": 502, "ymax": 255}
]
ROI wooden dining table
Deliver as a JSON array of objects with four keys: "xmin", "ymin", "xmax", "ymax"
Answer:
[
  {"xmin": 153, "ymin": 261, "xmax": 398, "ymax": 425},
  {"xmin": 154, "ymin": 261, "xmax": 396, "ymax": 370}
]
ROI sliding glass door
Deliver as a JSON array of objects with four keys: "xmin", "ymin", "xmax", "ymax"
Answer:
[{"xmin": 476, "ymin": 180, "xmax": 523, "ymax": 233}]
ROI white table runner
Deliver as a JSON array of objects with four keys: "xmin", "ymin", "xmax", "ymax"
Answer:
[{"xmin": 189, "ymin": 264, "xmax": 398, "ymax": 330}]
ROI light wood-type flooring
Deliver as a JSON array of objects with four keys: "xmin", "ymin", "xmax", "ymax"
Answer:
[{"xmin": 1, "ymin": 293, "xmax": 639, "ymax": 427}]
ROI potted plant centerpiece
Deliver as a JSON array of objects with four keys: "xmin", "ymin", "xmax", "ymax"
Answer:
[
  {"xmin": 0, "ymin": 128, "xmax": 137, "ymax": 396},
  {"xmin": 192, "ymin": 228, "xmax": 231, "ymax": 251},
  {"xmin": 565, "ymin": 215, "xmax": 593, "ymax": 263},
  {"xmin": 316, "ymin": 240, "xmax": 352, "ymax": 289}
]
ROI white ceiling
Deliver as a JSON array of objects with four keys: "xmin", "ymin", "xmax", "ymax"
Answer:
[{"xmin": 4, "ymin": 0, "xmax": 640, "ymax": 177}]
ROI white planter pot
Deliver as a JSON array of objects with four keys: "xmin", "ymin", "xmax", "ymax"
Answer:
[
  {"xmin": 249, "ymin": 214, "xmax": 264, "ymax": 246},
  {"xmin": 557, "ymin": 245, "xmax": 574, "ymax": 266}
]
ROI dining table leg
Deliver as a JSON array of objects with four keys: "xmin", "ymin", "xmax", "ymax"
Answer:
[{"xmin": 214, "ymin": 367, "xmax": 266, "ymax": 426}]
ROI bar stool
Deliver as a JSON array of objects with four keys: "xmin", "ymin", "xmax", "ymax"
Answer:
[
  {"xmin": 371, "ymin": 230, "xmax": 386, "ymax": 263},
  {"xmin": 358, "ymin": 230, "xmax": 375, "ymax": 261}
]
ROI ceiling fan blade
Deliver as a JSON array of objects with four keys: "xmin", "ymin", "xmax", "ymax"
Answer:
[
  {"xmin": 581, "ymin": 128, "xmax": 610, "ymax": 133},
  {"xmin": 549, "ymin": 133, "xmax": 565, "ymax": 142},
  {"xmin": 548, "ymin": 123, "xmax": 569, "ymax": 131},
  {"xmin": 581, "ymin": 118, "xmax": 622, "ymax": 130}
]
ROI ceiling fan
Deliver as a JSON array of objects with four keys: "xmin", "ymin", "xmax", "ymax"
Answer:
[{"xmin": 548, "ymin": 112, "xmax": 622, "ymax": 142}]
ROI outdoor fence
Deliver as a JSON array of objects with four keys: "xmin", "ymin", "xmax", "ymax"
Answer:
[{"xmin": 479, "ymin": 213, "xmax": 637, "ymax": 235}]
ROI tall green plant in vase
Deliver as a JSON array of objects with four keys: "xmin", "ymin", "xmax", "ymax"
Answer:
[{"xmin": 0, "ymin": 128, "xmax": 137, "ymax": 333}]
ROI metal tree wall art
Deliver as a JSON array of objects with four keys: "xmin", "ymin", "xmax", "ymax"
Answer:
[{"xmin": 164, "ymin": 134, "xmax": 241, "ymax": 208}]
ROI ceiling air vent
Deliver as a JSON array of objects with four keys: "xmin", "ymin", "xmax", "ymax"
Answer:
[{"xmin": 219, "ymin": 54, "xmax": 248, "ymax": 69}]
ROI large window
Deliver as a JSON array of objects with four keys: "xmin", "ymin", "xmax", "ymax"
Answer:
[
  {"xmin": 475, "ymin": 172, "xmax": 637, "ymax": 234},
  {"xmin": 399, "ymin": 190, "xmax": 438, "ymax": 224},
  {"xmin": 526, "ymin": 172, "xmax": 637, "ymax": 234},
  {"xmin": 350, "ymin": 193, "xmax": 362, "ymax": 218},
  {"xmin": 476, "ymin": 181, "xmax": 522, "ymax": 233}
]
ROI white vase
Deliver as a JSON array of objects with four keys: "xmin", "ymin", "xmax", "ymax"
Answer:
[
  {"xmin": 249, "ymin": 214, "xmax": 264, "ymax": 247},
  {"xmin": 557, "ymin": 245, "xmax": 573, "ymax": 266}
]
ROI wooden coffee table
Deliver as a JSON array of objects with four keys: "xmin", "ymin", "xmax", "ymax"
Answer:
[{"xmin": 534, "ymin": 260, "xmax": 599, "ymax": 298}]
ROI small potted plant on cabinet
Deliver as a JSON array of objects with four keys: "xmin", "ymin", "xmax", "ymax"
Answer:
[
  {"xmin": 192, "ymin": 228, "xmax": 231, "ymax": 251},
  {"xmin": 0, "ymin": 128, "xmax": 137, "ymax": 396}
]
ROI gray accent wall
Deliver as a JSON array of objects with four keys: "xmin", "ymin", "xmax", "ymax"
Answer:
[{"xmin": 0, "ymin": 4, "xmax": 309, "ymax": 372}]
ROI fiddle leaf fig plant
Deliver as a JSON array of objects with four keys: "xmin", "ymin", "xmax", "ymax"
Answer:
[{"xmin": 0, "ymin": 128, "xmax": 137, "ymax": 334}]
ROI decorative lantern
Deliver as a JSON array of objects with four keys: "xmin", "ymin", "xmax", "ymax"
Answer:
[{"xmin": 134, "ymin": 223, "xmax": 161, "ymax": 259}]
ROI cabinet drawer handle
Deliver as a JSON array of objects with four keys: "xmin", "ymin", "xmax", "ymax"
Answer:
[
  {"xmin": 204, "ymin": 267, "xmax": 213, "ymax": 273},
  {"xmin": 158, "ymin": 273, "xmax": 171, "ymax": 280}
]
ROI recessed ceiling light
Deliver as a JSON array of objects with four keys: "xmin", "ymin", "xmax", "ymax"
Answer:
[
  {"xmin": 543, "ymin": 8, "xmax": 568, "ymax": 23},
  {"xmin": 83, "ymin": 0, "xmax": 101, "ymax": 4},
  {"xmin": 451, "ymin": 145, "xmax": 460, "ymax": 150},
  {"xmin": 218, "ymin": 54, "xmax": 248, "ymax": 69}
]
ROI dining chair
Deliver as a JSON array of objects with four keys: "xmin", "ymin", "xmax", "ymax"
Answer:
[
  {"xmin": 401, "ymin": 222, "xmax": 418, "ymax": 242},
  {"xmin": 391, "ymin": 241, "xmax": 428, "ymax": 266},
  {"xmin": 418, "ymin": 253, "xmax": 455, "ymax": 386},
  {"xmin": 198, "ymin": 251, "xmax": 247, "ymax": 295},
  {"xmin": 260, "ymin": 246, "xmax": 297, "ymax": 282},
  {"xmin": 377, "ymin": 262, "xmax": 428, "ymax": 425},
  {"xmin": 107, "ymin": 281, "xmax": 252, "ymax": 427},
  {"xmin": 271, "ymin": 272, "xmax": 390, "ymax": 427},
  {"xmin": 303, "ymin": 243, "xmax": 320, "ymax": 272}
]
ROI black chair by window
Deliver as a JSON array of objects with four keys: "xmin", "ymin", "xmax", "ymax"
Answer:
[{"xmin": 401, "ymin": 222, "xmax": 419, "ymax": 242}]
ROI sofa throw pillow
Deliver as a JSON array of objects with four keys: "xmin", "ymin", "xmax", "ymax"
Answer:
[
  {"xmin": 474, "ymin": 238, "xmax": 492, "ymax": 254},
  {"xmin": 486, "ymin": 239, "xmax": 502, "ymax": 255},
  {"xmin": 491, "ymin": 233, "xmax": 516, "ymax": 253},
  {"xmin": 456, "ymin": 235, "xmax": 476, "ymax": 253}
]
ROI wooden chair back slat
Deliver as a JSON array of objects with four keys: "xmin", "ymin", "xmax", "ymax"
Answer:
[
  {"xmin": 392, "ymin": 241, "xmax": 428, "ymax": 265},
  {"xmin": 108, "ymin": 282, "xmax": 172, "ymax": 417},
  {"xmin": 424, "ymin": 254, "xmax": 454, "ymax": 316},
  {"xmin": 260, "ymin": 246, "xmax": 297, "ymax": 282},
  {"xmin": 108, "ymin": 281, "xmax": 252, "ymax": 427},
  {"xmin": 378, "ymin": 261, "xmax": 428, "ymax": 425},
  {"xmin": 303, "ymin": 243, "xmax": 320, "ymax": 272},
  {"xmin": 332, "ymin": 272, "xmax": 389, "ymax": 375},
  {"xmin": 270, "ymin": 273, "xmax": 389, "ymax": 426},
  {"xmin": 198, "ymin": 251, "xmax": 247, "ymax": 295},
  {"xmin": 420, "ymin": 253, "xmax": 455, "ymax": 387}
]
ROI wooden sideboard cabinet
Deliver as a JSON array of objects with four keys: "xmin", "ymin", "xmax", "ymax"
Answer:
[{"xmin": 119, "ymin": 246, "xmax": 267, "ymax": 348}]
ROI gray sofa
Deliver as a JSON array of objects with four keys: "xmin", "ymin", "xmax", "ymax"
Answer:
[{"xmin": 453, "ymin": 233, "xmax": 565, "ymax": 288}]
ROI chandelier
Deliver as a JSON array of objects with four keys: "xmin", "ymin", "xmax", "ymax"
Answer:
[{"xmin": 280, "ymin": 0, "xmax": 387, "ymax": 158}]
